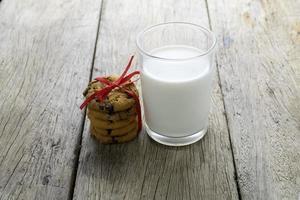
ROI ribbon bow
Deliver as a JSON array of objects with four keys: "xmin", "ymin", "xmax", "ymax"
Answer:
[{"xmin": 80, "ymin": 56, "xmax": 142, "ymax": 133}]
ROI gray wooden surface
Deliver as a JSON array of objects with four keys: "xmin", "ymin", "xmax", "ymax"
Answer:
[
  {"xmin": 207, "ymin": 0, "xmax": 300, "ymax": 199},
  {"xmin": 0, "ymin": 0, "xmax": 299, "ymax": 200},
  {"xmin": 0, "ymin": 0, "xmax": 102, "ymax": 199}
]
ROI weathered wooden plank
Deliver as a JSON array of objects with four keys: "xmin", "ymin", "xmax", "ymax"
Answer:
[
  {"xmin": 207, "ymin": 0, "xmax": 300, "ymax": 199},
  {"xmin": 73, "ymin": 0, "xmax": 239, "ymax": 199},
  {"xmin": 0, "ymin": 0, "xmax": 102, "ymax": 199}
]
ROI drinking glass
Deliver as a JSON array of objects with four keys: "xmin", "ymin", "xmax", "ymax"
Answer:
[{"xmin": 136, "ymin": 22, "xmax": 216, "ymax": 146}]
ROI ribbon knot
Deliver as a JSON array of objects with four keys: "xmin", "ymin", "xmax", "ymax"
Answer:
[{"xmin": 80, "ymin": 56, "xmax": 142, "ymax": 133}]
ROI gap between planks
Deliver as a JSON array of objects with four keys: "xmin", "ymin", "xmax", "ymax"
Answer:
[
  {"xmin": 68, "ymin": 0, "xmax": 105, "ymax": 199},
  {"xmin": 203, "ymin": 0, "xmax": 242, "ymax": 199}
]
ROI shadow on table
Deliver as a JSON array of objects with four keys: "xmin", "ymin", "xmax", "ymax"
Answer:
[
  {"xmin": 76, "ymin": 121, "xmax": 237, "ymax": 199},
  {"xmin": 79, "ymin": 127, "xmax": 208, "ymax": 179}
]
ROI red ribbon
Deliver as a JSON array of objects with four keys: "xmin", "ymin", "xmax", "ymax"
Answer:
[{"xmin": 80, "ymin": 56, "xmax": 142, "ymax": 133}]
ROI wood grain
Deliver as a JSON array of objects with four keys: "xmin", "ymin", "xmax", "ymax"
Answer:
[
  {"xmin": 0, "ymin": 0, "xmax": 102, "ymax": 199},
  {"xmin": 73, "ymin": 0, "xmax": 239, "ymax": 199},
  {"xmin": 207, "ymin": 0, "xmax": 300, "ymax": 199}
]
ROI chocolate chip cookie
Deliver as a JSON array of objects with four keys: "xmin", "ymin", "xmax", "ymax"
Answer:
[
  {"xmin": 90, "ymin": 125, "xmax": 138, "ymax": 144},
  {"xmin": 88, "ymin": 107, "xmax": 136, "ymax": 121},
  {"xmin": 91, "ymin": 120, "xmax": 137, "ymax": 137},
  {"xmin": 84, "ymin": 76, "xmax": 138, "ymax": 113},
  {"xmin": 88, "ymin": 113, "xmax": 136, "ymax": 129}
]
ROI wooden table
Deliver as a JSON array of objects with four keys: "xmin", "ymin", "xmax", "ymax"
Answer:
[{"xmin": 0, "ymin": 0, "xmax": 299, "ymax": 199}]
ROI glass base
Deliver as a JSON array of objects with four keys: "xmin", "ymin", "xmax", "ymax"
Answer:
[{"xmin": 145, "ymin": 123, "xmax": 207, "ymax": 146}]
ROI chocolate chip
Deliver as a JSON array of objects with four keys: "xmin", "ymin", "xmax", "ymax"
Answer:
[
  {"xmin": 105, "ymin": 103, "xmax": 114, "ymax": 114},
  {"xmin": 98, "ymin": 103, "xmax": 114, "ymax": 113},
  {"xmin": 107, "ymin": 129, "xmax": 112, "ymax": 135},
  {"xmin": 99, "ymin": 105, "xmax": 105, "ymax": 111},
  {"xmin": 112, "ymin": 137, "xmax": 117, "ymax": 143}
]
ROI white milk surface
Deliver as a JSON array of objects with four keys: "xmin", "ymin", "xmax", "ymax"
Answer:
[{"xmin": 141, "ymin": 45, "xmax": 213, "ymax": 137}]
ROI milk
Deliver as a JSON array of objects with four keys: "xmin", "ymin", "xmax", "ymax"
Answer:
[{"xmin": 141, "ymin": 45, "xmax": 213, "ymax": 137}]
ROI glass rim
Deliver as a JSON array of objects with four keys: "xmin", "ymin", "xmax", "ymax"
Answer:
[{"xmin": 136, "ymin": 22, "xmax": 217, "ymax": 61}]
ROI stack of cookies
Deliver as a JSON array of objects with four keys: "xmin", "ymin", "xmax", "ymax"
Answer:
[{"xmin": 83, "ymin": 76, "xmax": 139, "ymax": 144}]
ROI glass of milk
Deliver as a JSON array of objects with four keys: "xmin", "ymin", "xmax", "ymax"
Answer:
[{"xmin": 136, "ymin": 22, "xmax": 216, "ymax": 146}]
